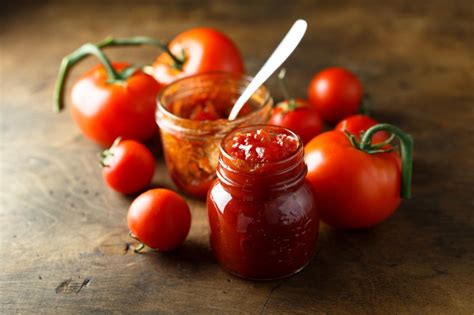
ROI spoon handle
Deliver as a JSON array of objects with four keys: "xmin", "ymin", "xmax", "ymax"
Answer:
[{"xmin": 228, "ymin": 19, "xmax": 307, "ymax": 120}]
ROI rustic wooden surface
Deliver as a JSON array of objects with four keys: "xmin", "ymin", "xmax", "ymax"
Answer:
[{"xmin": 1, "ymin": 1, "xmax": 473, "ymax": 314}]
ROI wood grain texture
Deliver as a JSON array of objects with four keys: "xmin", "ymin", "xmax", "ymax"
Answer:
[{"xmin": 1, "ymin": 0, "xmax": 473, "ymax": 314}]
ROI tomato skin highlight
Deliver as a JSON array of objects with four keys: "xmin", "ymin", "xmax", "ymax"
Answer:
[
  {"xmin": 335, "ymin": 114, "xmax": 390, "ymax": 143},
  {"xmin": 269, "ymin": 98, "xmax": 324, "ymax": 145},
  {"xmin": 307, "ymin": 67, "xmax": 363, "ymax": 124},
  {"xmin": 152, "ymin": 28, "xmax": 245, "ymax": 85},
  {"xmin": 127, "ymin": 189, "xmax": 191, "ymax": 251},
  {"xmin": 70, "ymin": 62, "xmax": 161, "ymax": 147},
  {"xmin": 304, "ymin": 131, "xmax": 401, "ymax": 229},
  {"xmin": 102, "ymin": 140, "xmax": 155, "ymax": 195}
]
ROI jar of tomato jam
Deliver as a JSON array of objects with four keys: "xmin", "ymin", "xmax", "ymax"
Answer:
[
  {"xmin": 156, "ymin": 73, "xmax": 272, "ymax": 199},
  {"xmin": 207, "ymin": 125, "xmax": 319, "ymax": 280}
]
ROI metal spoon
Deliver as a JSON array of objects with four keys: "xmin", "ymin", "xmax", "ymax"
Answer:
[{"xmin": 228, "ymin": 19, "xmax": 308, "ymax": 120}]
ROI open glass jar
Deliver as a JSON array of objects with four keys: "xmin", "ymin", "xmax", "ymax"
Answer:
[
  {"xmin": 207, "ymin": 125, "xmax": 319, "ymax": 280},
  {"xmin": 156, "ymin": 72, "xmax": 273, "ymax": 199}
]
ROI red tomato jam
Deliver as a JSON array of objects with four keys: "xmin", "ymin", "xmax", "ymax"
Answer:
[
  {"xmin": 207, "ymin": 125, "xmax": 319, "ymax": 280},
  {"xmin": 158, "ymin": 86, "xmax": 259, "ymax": 199},
  {"xmin": 224, "ymin": 128, "xmax": 299, "ymax": 163},
  {"xmin": 169, "ymin": 96, "xmax": 253, "ymax": 122}
]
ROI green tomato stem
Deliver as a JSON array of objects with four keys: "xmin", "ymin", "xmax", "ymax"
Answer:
[
  {"xmin": 54, "ymin": 35, "xmax": 183, "ymax": 113},
  {"xmin": 53, "ymin": 43, "xmax": 121, "ymax": 112},
  {"xmin": 133, "ymin": 243, "xmax": 145, "ymax": 253},
  {"xmin": 277, "ymin": 68, "xmax": 297, "ymax": 110},
  {"xmin": 343, "ymin": 129, "xmax": 360, "ymax": 148},
  {"xmin": 128, "ymin": 231, "xmax": 146, "ymax": 253},
  {"xmin": 360, "ymin": 123, "xmax": 413, "ymax": 199},
  {"xmin": 369, "ymin": 133, "xmax": 395, "ymax": 149},
  {"xmin": 99, "ymin": 137, "xmax": 122, "ymax": 167},
  {"xmin": 97, "ymin": 36, "xmax": 185, "ymax": 70}
]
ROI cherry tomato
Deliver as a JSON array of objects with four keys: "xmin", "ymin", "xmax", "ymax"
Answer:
[
  {"xmin": 269, "ymin": 98, "xmax": 324, "ymax": 144},
  {"xmin": 70, "ymin": 62, "xmax": 161, "ymax": 147},
  {"xmin": 304, "ymin": 124, "xmax": 413, "ymax": 229},
  {"xmin": 127, "ymin": 189, "xmax": 192, "ymax": 251},
  {"xmin": 335, "ymin": 114, "xmax": 390, "ymax": 144},
  {"xmin": 307, "ymin": 67, "xmax": 363, "ymax": 124},
  {"xmin": 152, "ymin": 28, "xmax": 245, "ymax": 86},
  {"xmin": 101, "ymin": 138, "xmax": 155, "ymax": 195}
]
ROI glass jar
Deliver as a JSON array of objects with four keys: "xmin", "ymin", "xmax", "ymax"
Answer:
[
  {"xmin": 156, "ymin": 73, "xmax": 272, "ymax": 199},
  {"xmin": 207, "ymin": 125, "xmax": 319, "ymax": 280}
]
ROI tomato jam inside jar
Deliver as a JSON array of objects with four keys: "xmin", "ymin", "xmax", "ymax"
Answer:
[
  {"xmin": 156, "ymin": 73, "xmax": 272, "ymax": 199},
  {"xmin": 207, "ymin": 125, "xmax": 319, "ymax": 280}
]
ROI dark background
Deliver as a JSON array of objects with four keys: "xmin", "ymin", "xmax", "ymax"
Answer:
[{"xmin": 1, "ymin": 1, "xmax": 473, "ymax": 314}]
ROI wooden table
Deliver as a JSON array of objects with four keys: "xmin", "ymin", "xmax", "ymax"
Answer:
[{"xmin": 1, "ymin": 1, "xmax": 473, "ymax": 313}]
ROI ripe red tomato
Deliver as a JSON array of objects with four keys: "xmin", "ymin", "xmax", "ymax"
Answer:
[
  {"xmin": 335, "ymin": 114, "xmax": 390, "ymax": 144},
  {"xmin": 304, "ymin": 124, "xmax": 413, "ymax": 229},
  {"xmin": 70, "ymin": 62, "xmax": 161, "ymax": 147},
  {"xmin": 127, "ymin": 189, "xmax": 192, "ymax": 251},
  {"xmin": 101, "ymin": 139, "xmax": 155, "ymax": 195},
  {"xmin": 269, "ymin": 98, "xmax": 324, "ymax": 144},
  {"xmin": 151, "ymin": 28, "xmax": 245, "ymax": 85},
  {"xmin": 307, "ymin": 67, "xmax": 363, "ymax": 124}
]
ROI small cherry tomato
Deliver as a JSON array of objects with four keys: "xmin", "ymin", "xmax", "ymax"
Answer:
[
  {"xmin": 335, "ymin": 114, "xmax": 390, "ymax": 144},
  {"xmin": 127, "ymin": 189, "xmax": 192, "ymax": 251},
  {"xmin": 101, "ymin": 138, "xmax": 155, "ymax": 195},
  {"xmin": 152, "ymin": 28, "xmax": 245, "ymax": 86},
  {"xmin": 269, "ymin": 98, "xmax": 324, "ymax": 144},
  {"xmin": 305, "ymin": 123, "xmax": 413, "ymax": 229},
  {"xmin": 307, "ymin": 67, "xmax": 363, "ymax": 124}
]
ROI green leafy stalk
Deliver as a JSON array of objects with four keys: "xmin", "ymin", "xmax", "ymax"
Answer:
[
  {"xmin": 128, "ymin": 231, "xmax": 146, "ymax": 253},
  {"xmin": 359, "ymin": 123, "xmax": 414, "ymax": 199},
  {"xmin": 53, "ymin": 43, "xmax": 121, "ymax": 112},
  {"xmin": 54, "ymin": 36, "xmax": 182, "ymax": 113},
  {"xmin": 97, "ymin": 36, "xmax": 185, "ymax": 69},
  {"xmin": 277, "ymin": 68, "xmax": 297, "ymax": 110},
  {"xmin": 99, "ymin": 137, "xmax": 122, "ymax": 167}
]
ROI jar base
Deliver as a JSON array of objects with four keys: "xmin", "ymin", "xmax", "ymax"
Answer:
[{"xmin": 219, "ymin": 259, "xmax": 312, "ymax": 281}]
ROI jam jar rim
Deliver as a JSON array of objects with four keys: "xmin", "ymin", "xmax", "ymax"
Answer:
[
  {"xmin": 216, "ymin": 124, "xmax": 307, "ymax": 193},
  {"xmin": 219, "ymin": 124, "xmax": 304, "ymax": 167},
  {"xmin": 155, "ymin": 72, "xmax": 272, "ymax": 138}
]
